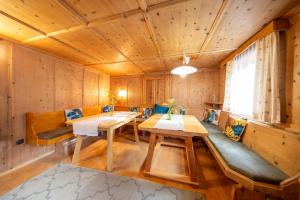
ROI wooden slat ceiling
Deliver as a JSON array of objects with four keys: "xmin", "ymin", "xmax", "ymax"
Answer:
[{"xmin": 0, "ymin": 0, "xmax": 298, "ymax": 75}]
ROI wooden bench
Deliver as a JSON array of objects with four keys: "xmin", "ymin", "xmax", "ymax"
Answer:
[
  {"xmin": 203, "ymin": 111, "xmax": 300, "ymax": 199},
  {"xmin": 26, "ymin": 106, "xmax": 102, "ymax": 146}
]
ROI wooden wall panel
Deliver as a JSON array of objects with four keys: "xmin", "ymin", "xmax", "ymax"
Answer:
[
  {"xmin": 110, "ymin": 77, "xmax": 128, "ymax": 106},
  {"xmin": 0, "ymin": 42, "xmax": 110, "ymax": 174},
  {"xmin": 171, "ymin": 71, "xmax": 219, "ymax": 119},
  {"xmin": 12, "ymin": 44, "xmax": 55, "ymax": 168},
  {"xmin": 99, "ymin": 72, "xmax": 110, "ymax": 106},
  {"xmin": 0, "ymin": 41, "xmax": 11, "ymax": 172},
  {"xmin": 83, "ymin": 69, "xmax": 99, "ymax": 107},
  {"xmin": 110, "ymin": 71, "xmax": 219, "ymax": 119},
  {"xmin": 127, "ymin": 76, "xmax": 142, "ymax": 106},
  {"xmin": 243, "ymin": 122, "xmax": 300, "ymax": 176},
  {"xmin": 54, "ymin": 61, "xmax": 83, "ymax": 110},
  {"xmin": 289, "ymin": 15, "xmax": 300, "ymax": 128}
]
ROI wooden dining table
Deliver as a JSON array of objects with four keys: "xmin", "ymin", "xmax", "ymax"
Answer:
[
  {"xmin": 65, "ymin": 111, "xmax": 141, "ymax": 172},
  {"xmin": 138, "ymin": 114, "xmax": 208, "ymax": 186}
]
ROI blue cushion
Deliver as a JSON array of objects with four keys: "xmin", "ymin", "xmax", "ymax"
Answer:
[
  {"xmin": 65, "ymin": 108, "xmax": 83, "ymax": 121},
  {"xmin": 102, "ymin": 105, "xmax": 113, "ymax": 113},
  {"xmin": 153, "ymin": 104, "xmax": 169, "ymax": 114}
]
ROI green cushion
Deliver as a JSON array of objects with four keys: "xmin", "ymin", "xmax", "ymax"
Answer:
[
  {"xmin": 153, "ymin": 104, "xmax": 169, "ymax": 114},
  {"xmin": 202, "ymin": 122, "xmax": 288, "ymax": 185},
  {"xmin": 38, "ymin": 126, "xmax": 73, "ymax": 140}
]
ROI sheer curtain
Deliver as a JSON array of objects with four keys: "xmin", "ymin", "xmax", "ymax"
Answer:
[
  {"xmin": 223, "ymin": 44, "xmax": 256, "ymax": 117},
  {"xmin": 253, "ymin": 32, "xmax": 282, "ymax": 123},
  {"xmin": 223, "ymin": 32, "xmax": 283, "ymax": 123}
]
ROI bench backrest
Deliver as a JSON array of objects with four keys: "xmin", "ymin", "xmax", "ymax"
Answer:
[
  {"xmin": 218, "ymin": 111, "xmax": 300, "ymax": 177},
  {"xmin": 26, "ymin": 106, "xmax": 102, "ymax": 145}
]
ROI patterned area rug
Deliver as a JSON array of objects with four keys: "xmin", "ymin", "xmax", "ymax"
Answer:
[{"xmin": 1, "ymin": 164, "xmax": 205, "ymax": 200}]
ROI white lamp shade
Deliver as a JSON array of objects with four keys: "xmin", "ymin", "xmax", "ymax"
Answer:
[{"xmin": 171, "ymin": 65, "xmax": 197, "ymax": 76}]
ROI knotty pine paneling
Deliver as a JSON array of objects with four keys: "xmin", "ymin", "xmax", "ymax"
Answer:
[
  {"xmin": 0, "ymin": 41, "xmax": 11, "ymax": 172},
  {"xmin": 289, "ymin": 15, "xmax": 300, "ymax": 128},
  {"xmin": 99, "ymin": 71, "xmax": 110, "ymax": 106},
  {"xmin": 54, "ymin": 60, "xmax": 83, "ymax": 110},
  {"xmin": 0, "ymin": 42, "xmax": 110, "ymax": 174},
  {"xmin": 83, "ymin": 69, "xmax": 99, "ymax": 107},
  {"xmin": 110, "ymin": 70, "xmax": 219, "ymax": 119}
]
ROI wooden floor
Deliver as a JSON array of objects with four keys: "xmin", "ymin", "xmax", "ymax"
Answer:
[{"xmin": 0, "ymin": 133, "xmax": 235, "ymax": 200}]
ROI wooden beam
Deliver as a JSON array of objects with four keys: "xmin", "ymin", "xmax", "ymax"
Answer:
[
  {"xmin": 23, "ymin": 0, "xmax": 193, "ymax": 43},
  {"xmin": 221, "ymin": 19, "xmax": 290, "ymax": 65},
  {"xmin": 199, "ymin": 0, "xmax": 230, "ymax": 52},
  {"xmin": 52, "ymin": 0, "xmax": 146, "ymax": 73},
  {"xmin": 0, "ymin": 9, "xmax": 101, "ymax": 62},
  {"xmin": 54, "ymin": 0, "xmax": 88, "ymax": 25},
  {"xmin": 89, "ymin": 28, "xmax": 146, "ymax": 73}
]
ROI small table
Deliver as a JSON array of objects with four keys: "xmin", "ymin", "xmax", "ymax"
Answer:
[
  {"xmin": 65, "ymin": 111, "xmax": 141, "ymax": 172},
  {"xmin": 138, "ymin": 114, "xmax": 208, "ymax": 186}
]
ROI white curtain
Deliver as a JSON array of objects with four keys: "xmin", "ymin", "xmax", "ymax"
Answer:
[
  {"xmin": 223, "ymin": 32, "xmax": 283, "ymax": 123},
  {"xmin": 253, "ymin": 32, "xmax": 282, "ymax": 123},
  {"xmin": 223, "ymin": 44, "xmax": 256, "ymax": 117}
]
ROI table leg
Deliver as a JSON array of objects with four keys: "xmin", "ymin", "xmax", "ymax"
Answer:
[
  {"xmin": 107, "ymin": 128, "xmax": 114, "ymax": 172},
  {"xmin": 144, "ymin": 133, "xmax": 157, "ymax": 173},
  {"xmin": 133, "ymin": 119, "xmax": 139, "ymax": 143},
  {"xmin": 185, "ymin": 137, "xmax": 198, "ymax": 183},
  {"xmin": 72, "ymin": 135, "xmax": 83, "ymax": 164}
]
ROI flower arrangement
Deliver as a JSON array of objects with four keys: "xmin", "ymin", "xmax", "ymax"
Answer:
[
  {"xmin": 167, "ymin": 98, "xmax": 174, "ymax": 120},
  {"xmin": 108, "ymin": 93, "xmax": 119, "ymax": 112}
]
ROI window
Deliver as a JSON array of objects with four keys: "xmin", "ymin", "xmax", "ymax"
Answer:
[{"xmin": 223, "ymin": 32, "xmax": 284, "ymax": 124}]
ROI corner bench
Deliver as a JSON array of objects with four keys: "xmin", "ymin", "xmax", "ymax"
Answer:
[{"xmin": 202, "ymin": 112, "xmax": 300, "ymax": 199}]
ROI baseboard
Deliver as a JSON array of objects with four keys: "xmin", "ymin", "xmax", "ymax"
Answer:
[{"xmin": 0, "ymin": 150, "xmax": 55, "ymax": 177}]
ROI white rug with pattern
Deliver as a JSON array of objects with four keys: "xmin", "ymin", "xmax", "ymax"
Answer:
[{"xmin": 1, "ymin": 163, "xmax": 205, "ymax": 200}]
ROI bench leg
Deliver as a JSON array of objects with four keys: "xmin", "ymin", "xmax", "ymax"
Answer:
[
  {"xmin": 72, "ymin": 135, "xmax": 83, "ymax": 164},
  {"xmin": 107, "ymin": 128, "xmax": 114, "ymax": 172}
]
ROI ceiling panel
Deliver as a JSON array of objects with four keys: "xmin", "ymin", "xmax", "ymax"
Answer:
[
  {"xmin": 149, "ymin": 0, "xmax": 223, "ymax": 56},
  {"xmin": 65, "ymin": 0, "xmax": 139, "ymax": 21},
  {"xmin": 90, "ymin": 62, "xmax": 143, "ymax": 76},
  {"xmin": 54, "ymin": 28, "xmax": 127, "ymax": 62},
  {"xmin": 94, "ymin": 14, "xmax": 158, "ymax": 60},
  {"xmin": 30, "ymin": 38, "xmax": 98, "ymax": 64},
  {"xmin": 133, "ymin": 59, "xmax": 167, "ymax": 72},
  {"xmin": 205, "ymin": 0, "xmax": 298, "ymax": 51},
  {"xmin": 194, "ymin": 51, "xmax": 234, "ymax": 67},
  {"xmin": 0, "ymin": 0, "xmax": 80, "ymax": 32},
  {"xmin": 0, "ymin": 15, "xmax": 41, "ymax": 41}
]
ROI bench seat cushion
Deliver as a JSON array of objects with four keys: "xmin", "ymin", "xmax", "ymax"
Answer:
[
  {"xmin": 202, "ymin": 122, "xmax": 288, "ymax": 185},
  {"xmin": 38, "ymin": 126, "xmax": 73, "ymax": 140}
]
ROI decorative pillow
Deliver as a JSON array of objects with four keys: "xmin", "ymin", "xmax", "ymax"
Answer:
[
  {"xmin": 224, "ymin": 117, "xmax": 247, "ymax": 141},
  {"xmin": 102, "ymin": 105, "xmax": 113, "ymax": 113},
  {"xmin": 208, "ymin": 109, "xmax": 221, "ymax": 125},
  {"xmin": 129, "ymin": 106, "xmax": 140, "ymax": 112},
  {"xmin": 203, "ymin": 108, "xmax": 210, "ymax": 122},
  {"xmin": 65, "ymin": 108, "xmax": 83, "ymax": 121},
  {"xmin": 143, "ymin": 107, "xmax": 153, "ymax": 119},
  {"xmin": 153, "ymin": 104, "xmax": 169, "ymax": 114}
]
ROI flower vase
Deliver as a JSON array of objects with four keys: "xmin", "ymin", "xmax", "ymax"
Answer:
[{"xmin": 167, "ymin": 107, "xmax": 172, "ymax": 120}]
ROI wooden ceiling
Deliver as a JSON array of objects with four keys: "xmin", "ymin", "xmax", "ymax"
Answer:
[{"xmin": 0, "ymin": 0, "xmax": 298, "ymax": 75}]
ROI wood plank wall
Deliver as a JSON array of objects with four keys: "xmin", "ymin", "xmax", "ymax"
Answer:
[
  {"xmin": 110, "ymin": 70, "xmax": 219, "ymax": 119},
  {"xmin": 0, "ymin": 41, "xmax": 110, "ymax": 173},
  {"xmin": 288, "ymin": 15, "xmax": 300, "ymax": 129}
]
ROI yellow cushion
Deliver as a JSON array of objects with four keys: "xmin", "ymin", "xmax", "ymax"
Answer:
[{"xmin": 224, "ymin": 117, "xmax": 247, "ymax": 141}]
